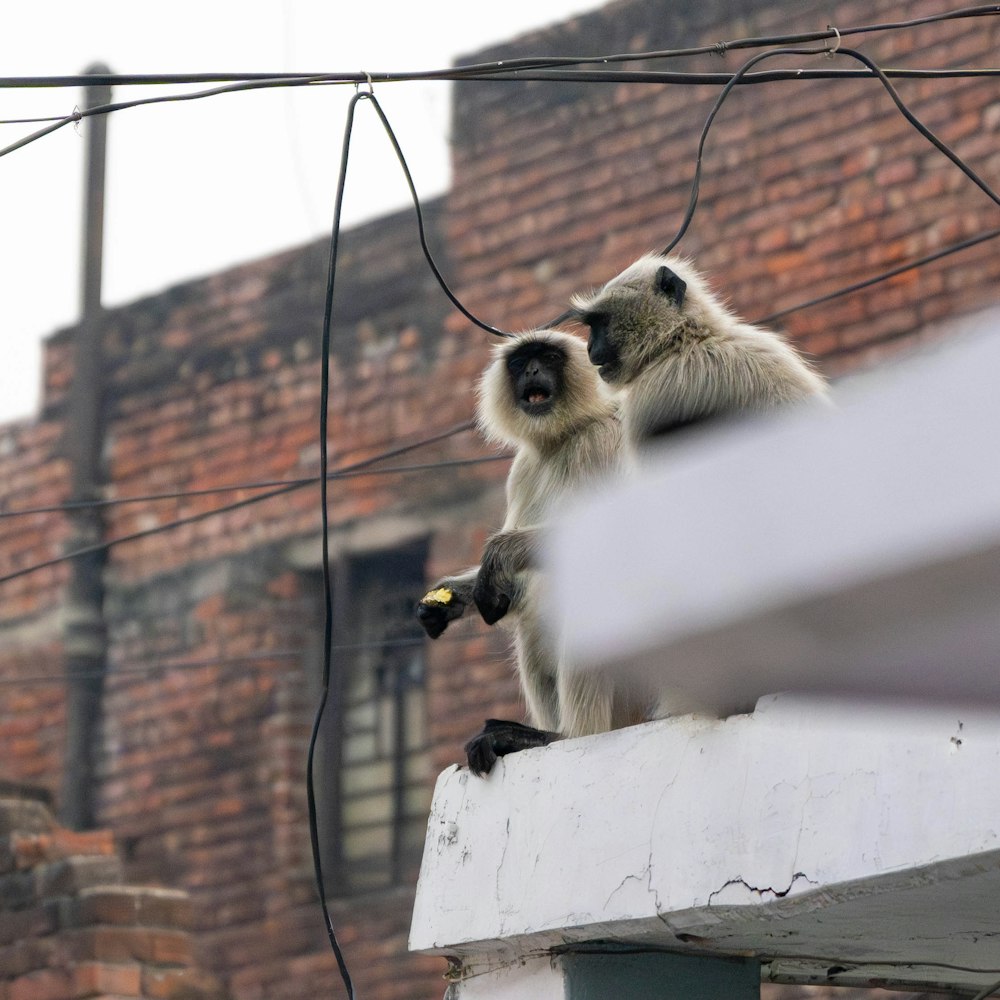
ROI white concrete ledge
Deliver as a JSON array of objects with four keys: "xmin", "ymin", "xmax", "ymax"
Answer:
[
  {"xmin": 410, "ymin": 697, "xmax": 1000, "ymax": 994},
  {"xmin": 546, "ymin": 327, "xmax": 1000, "ymax": 715}
]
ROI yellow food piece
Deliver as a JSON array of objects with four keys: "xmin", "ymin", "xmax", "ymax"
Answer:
[{"xmin": 422, "ymin": 587, "xmax": 455, "ymax": 606}]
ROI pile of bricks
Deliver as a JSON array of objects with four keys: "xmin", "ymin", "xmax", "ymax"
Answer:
[{"xmin": 0, "ymin": 794, "xmax": 223, "ymax": 1000}]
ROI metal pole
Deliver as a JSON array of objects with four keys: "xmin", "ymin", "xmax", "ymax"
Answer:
[{"xmin": 60, "ymin": 63, "xmax": 111, "ymax": 829}]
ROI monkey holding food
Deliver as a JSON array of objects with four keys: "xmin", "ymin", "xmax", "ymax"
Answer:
[{"xmin": 417, "ymin": 329, "xmax": 643, "ymax": 774}]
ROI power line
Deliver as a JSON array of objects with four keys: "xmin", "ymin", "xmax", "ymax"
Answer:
[
  {"xmin": 2, "ymin": 3, "xmax": 999, "ymax": 93},
  {"xmin": 5, "ymin": 80, "xmax": 1000, "ymax": 525},
  {"xmin": 0, "ymin": 632, "xmax": 487, "ymax": 687},
  {"xmin": 6, "ymin": 66, "xmax": 1000, "ymax": 136},
  {"xmin": 364, "ymin": 91, "xmax": 512, "ymax": 339},
  {"xmin": 3, "ymin": 33, "xmax": 998, "ymax": 550},
  {"xmin": 1, "ymin": 209, "xmax": 996, "ymax": 532},
  {"xmin": 0, "ymin": 446, "xmax": 512, "ymax": 520},
  {"xmin": 757, "ymin": 224, "xmax": 1000, "ymax": 327},
  {"xmin": 2, "ymin": 5, "xmax": 1000, "ymax": 152},
  {"xmin": 662, "ymin": 43, "xmax": 1000, "ymax": 255},
  {"xmin": 0, "ymin": 424, "xmax": 509, "ymax": 586}
]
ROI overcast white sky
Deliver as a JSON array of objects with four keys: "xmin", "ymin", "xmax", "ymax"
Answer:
[{"xmin": 0, "ymin": 1, "xmax": 602, "ymax": 423}]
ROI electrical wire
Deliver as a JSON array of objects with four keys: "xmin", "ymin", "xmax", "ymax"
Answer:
[
  {"xmin": 2, "ymin": 4, "xmax": 1000, "ymax": 92},
  {"xmin": 5, "ymin": 50, "xmax": 1000, "ymax": 537},
  {"xmin": 0, "ymin": 632, "xmax": 482, "ymax": 686},
  {"xmin": 663, "ymin": 43, "xmax": 1000, "ymax": 255},
  {"xmin": 756, "ymin": 224, "xmax": 1000, "ymax": 327},
  {"xmin": 8, "ymin": 67, "xmax": 1000, "ymax": 131},
  {"xmin": 0, "ymin": 419, "xmax": 503, "ymax": 519},
  {"xmin": 4, "ymin": 29, "xmax": 1000, "ymax": 556},
  {"xmin": 363, "ymin": 92, "xmax": 512, "ymax": 338},
  {"xmin": 0, "ymin": 425, "xmax": 508, "ymax": 586},
  {"xmin": 309, "ymin": 88, "xmax": 362, "ymax": 1000},
  {"xmin": 0, "ymin": 453, "xmax": 507, "ymax": 519},
  {"xmin": 3, "ymin": 5, "xmax": 1000, "ymax": 153},
  {"xmin": 7, "ymin": 66, "xmax": 1000, "ymax": 134}
]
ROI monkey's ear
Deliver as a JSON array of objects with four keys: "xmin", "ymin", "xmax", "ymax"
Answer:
[{"xmin": 656, "ymin": 266, "xmax": 687, "ymax": 308}]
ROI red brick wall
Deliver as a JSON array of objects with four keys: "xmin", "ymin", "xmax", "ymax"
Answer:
[
  {"xmin": 447, "ymin": 0, "xmax": 1000, "ymax": 376},
  {"xmin": 0, "ymin": 1, "xmax": 998, "ymax": 998},
  {"xmin": 85, "ymin": 205, "xmax": 496, "ymax": 998},
  {"xmin": 0, "ymin": 794, "xmax": 223, "ymax": 1000},
  {"xmin": 0, "ymin": 420, "xmax": 70, "ymax": 793}
]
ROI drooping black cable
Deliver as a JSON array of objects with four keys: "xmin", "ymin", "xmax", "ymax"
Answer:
[
  {"xmin": 364, "ymin": 92, "xmax": 513, "ymax": 338},
  {"xmin": 663, "ymin": 45, "xmax": 833, "ymax": 253},
  {"xmin": 664, "ymin": 43, "xmax": 1000, "ymax": 255},
  {"xmin": 834, "ymin": 46, "xmax": 1000, "ymax": 208},
  {"xmin": 308, "ymin": 89, "xmax": 362, "ymax": 1000}
]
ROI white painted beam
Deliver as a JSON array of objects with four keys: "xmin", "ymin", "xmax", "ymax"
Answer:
[
  {"xmin": 547, "ymin": 326, "xmax": 1000, "ymax": 715},
  {"xmin": 410, "ymin": 698, "xmax": 1000, "ymax": 994}
]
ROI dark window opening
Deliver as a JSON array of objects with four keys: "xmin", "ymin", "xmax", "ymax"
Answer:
[{"xmin": 309, "ymin": 540, "xmax": 433, "ymax": 897}]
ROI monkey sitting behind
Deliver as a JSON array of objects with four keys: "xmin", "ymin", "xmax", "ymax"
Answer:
[
  {"xmin": 571, "ymin": 253, "xmax": 828, "ymax": 443},
  {"xmin": 416, "ymin": 329, "xmax": 645, "ymax": 775}
]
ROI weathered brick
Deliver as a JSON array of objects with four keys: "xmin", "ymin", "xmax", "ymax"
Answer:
[
  {"xmin": 0, "ymin": 938, "xmax": 57, "ymax": 979},
  {"xmin": 72, "ymin": 961, "xmax": 142, "ymax": 998},
  {"xmin": 37, "ymin": 856, "xmax": 123, "ymax": 899},
  {"xmin": 0, "ymin": 904, "xmax": 57, "ymax": 945},
  {"xmin": 11, "ymin": 829, "xmax": 114, "ymax": 872},
  {"xmin": 0, "ymin": 871, "xmax": 38, "ymax": 911},
  {"xmin": 71, "ymin": 925, "xmax": 192, "ymax": 966},
  {"xmin": 5, "ymin": 4, "xmax": 1000, "ymax": 1000},
  {"xmin": 8, "ymin": 969, "xmax": 73, "ymax": 1000},
  {"xmin": 75, "ymin": 885, "xmax": 191, "ymax": 930},
  {"xmin": 140, "ymin": 967, "xmax": 225, "ymax": 1000}
]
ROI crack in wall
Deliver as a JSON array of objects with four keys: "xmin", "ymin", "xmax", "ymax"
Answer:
[
  {"xmin": 603, "ymin": 869, "xmax": 649, "ymax": 909},
  {"xmin": 495, "ymin": 817, "xmax": 512, "ymax": 921},
  {"xmin": 708, "ymin": 870, "xmax": 818, "ymax": 905}
]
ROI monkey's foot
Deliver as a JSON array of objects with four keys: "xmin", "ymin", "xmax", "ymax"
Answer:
[{"xmin": 464, "ymin": 718, "xmax": 559, "ymax": 777}]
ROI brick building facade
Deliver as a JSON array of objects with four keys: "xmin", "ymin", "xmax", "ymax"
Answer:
[{"xmin": 2, "ymin": 0, "xmax": 998, "ymax": 996}]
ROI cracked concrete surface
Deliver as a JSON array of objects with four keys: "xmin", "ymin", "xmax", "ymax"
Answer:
[{"xmin": 410, "ymin": 699, "xmax": 1000, "ymax": 995}]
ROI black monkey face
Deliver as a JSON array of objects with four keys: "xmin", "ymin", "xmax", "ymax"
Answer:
[
  {"xmin": 507, "ymin": 342, "xmax": 564, "ymax": 416},
  {"xmin": 584, "ymin": 313, "xmax": 620, "ymax": 383}
]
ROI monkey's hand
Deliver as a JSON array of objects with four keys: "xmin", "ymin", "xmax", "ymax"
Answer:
[
  {"xmin": 472, "ymin": 568, "xmax": 512, "ymax": 626},
  {"xmin": 464, "ymin": 718, "xmax": 559, "ymax": 777},
  {"xmin": 416, "ymin": 586, "xmax": 466, "ymax": 639},
  {"xmin": 474, "ymin": 532, "xmax": 529, "ymax": 625}
]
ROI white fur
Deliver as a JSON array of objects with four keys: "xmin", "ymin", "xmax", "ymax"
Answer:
[{"xmin": 574, "ymin": 254, "xmax": 829, "ymax": 443}]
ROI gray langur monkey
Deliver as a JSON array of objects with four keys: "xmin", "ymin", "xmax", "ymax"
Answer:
[
  {"xmin": 416, "ymin": 329, "xmax": 644, "ymax": 774},
  {"xmin": 570, "ymin": 253, "xmax": 829, "ymax": 443}
]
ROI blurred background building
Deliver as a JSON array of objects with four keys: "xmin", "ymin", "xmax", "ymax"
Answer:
[{"xmin": 1, "ymin": 0, "xmax": 998, "ymax": 997}]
